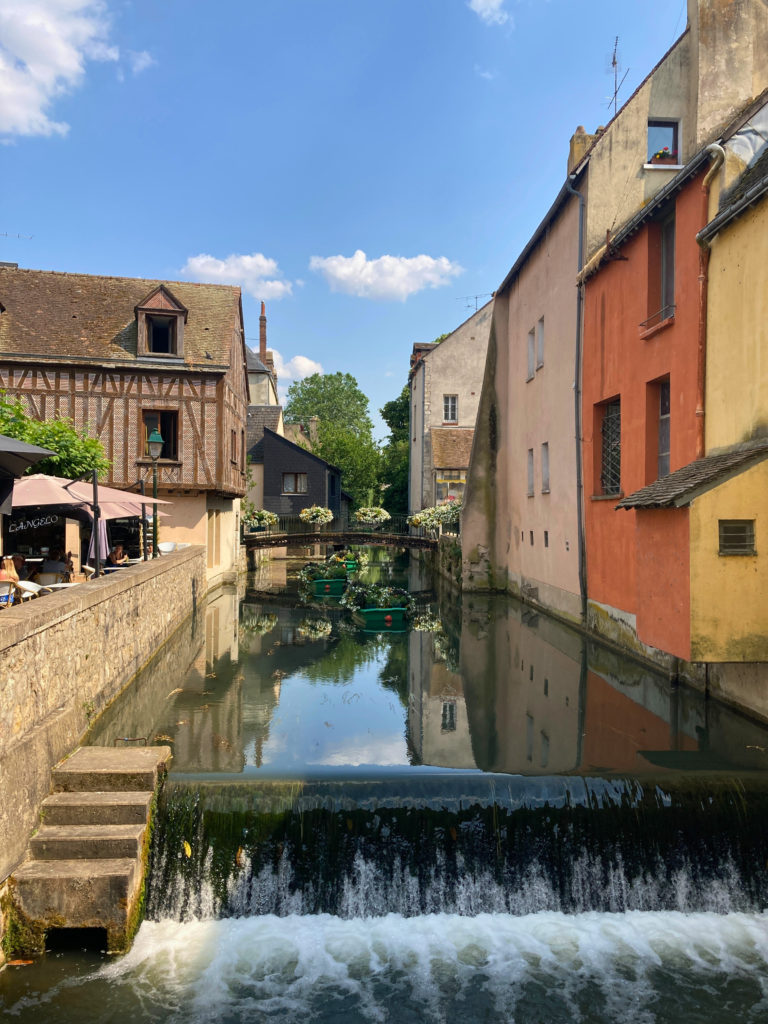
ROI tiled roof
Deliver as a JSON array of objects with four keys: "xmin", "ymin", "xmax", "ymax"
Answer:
[
  {"xmin": 430, "ymin": 427, "xmax": 474, "ymax": 469},
  {"xmin": 618, "ymin": 440, "xmax": 768, "ymax": 509},
  {"xmin": 0, "ymin": 267, "xmax": 242, "ymax": 366},
  {"xmin": 246, "ymin": 406, "xmax": 283, "ymax": 463},
  {"xmin": 245, "ymin": 346, "xmax": 268, "ymax": 373}
]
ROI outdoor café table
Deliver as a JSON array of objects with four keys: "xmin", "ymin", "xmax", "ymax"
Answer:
[{"xmin": 40, "ymin": 582, "xmax": 80, "ymax": 591}]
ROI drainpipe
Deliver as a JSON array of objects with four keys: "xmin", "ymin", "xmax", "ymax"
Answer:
[
  {"xmin": 696, "ymin": 144, "xmax": 725, "ymax": 459},
  {"xmin": 566, "ymin": 174, "xmax": 588, "ymax": 623}
]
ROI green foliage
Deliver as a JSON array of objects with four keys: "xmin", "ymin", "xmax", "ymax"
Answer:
[
  {"xmin": 316, "ymin": 420, "xmax": 380, "ymax": 509},
  {"xmin": 284, "ymin": 373, "xmax": 380, "ymax": 508},
  {"xmin": 379, "ymin": 383, "xmax": 409, "ymax": 516},
  {"xmin": 284, "ymin": 372, "xmax": 373, "ymax": 438},
  {"xmin": 0, "ymin": 393, "xmax": 110, "ymax": 478}
]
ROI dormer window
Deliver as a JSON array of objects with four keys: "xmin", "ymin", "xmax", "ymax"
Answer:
[
  {"xmin": 135, "ymin": 285, "xmax": 187, "ymax": 359},
  {"xmin": 148, "ymin": 315, "xmax": 175, "ymax": 354}
]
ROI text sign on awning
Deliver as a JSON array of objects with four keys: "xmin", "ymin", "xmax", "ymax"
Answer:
[{"xmin": 8, "ymin": 514, "xmax": 61, "ymax": 534}]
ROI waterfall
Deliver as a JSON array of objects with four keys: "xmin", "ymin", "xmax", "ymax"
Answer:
[{"xmin": 146, "ymin": 773, "xmax": 768, "ymax": 922}]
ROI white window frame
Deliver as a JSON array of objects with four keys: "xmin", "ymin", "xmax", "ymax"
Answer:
[{"xmin": 443, "ymin": 394, "xmax": 458, "ymax": 423}]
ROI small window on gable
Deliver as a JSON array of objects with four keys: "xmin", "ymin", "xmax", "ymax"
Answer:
[
  {"xmin": 443, "ymin": 395, "xmax": 458, "ymax": 423},
  {"xmin": 647, "ymin": 120, "xmax": 679, "ymax": 163},
  {"xmin": 148, "ymin": 316, "xmax": 175, "ymax": 354}
]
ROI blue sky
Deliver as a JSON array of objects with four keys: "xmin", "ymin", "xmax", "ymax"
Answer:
[{"xmin": 0, "ymin": 0, "xmax": 687, "ymax": 437}]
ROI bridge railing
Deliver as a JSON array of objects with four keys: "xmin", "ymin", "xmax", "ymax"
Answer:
[{"xmin": 243, "ymin": 513, "xmax": 429, "ymax": 540}]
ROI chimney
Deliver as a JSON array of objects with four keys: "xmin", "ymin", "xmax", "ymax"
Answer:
[
  {"xmin": 568, "ymin": 125, "xmax": 597, "ymax": 174},
  {"xmin": 259, "ymin": 301, "xmax": 267, "ymax": 361}
]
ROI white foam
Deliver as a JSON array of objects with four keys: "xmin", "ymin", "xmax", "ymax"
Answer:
[{"xmin": 94, "ymin": 911, "xmax": 768, "ymax": 1023}]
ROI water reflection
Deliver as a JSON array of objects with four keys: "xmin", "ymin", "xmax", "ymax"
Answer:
[{"xmin": 87, "ymin": 551, "xmax": 768, "ymax": 779}]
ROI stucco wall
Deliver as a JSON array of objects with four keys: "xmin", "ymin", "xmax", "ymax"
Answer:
[
  {"xmin": 690, "ymin": 460, "xmax": 768, "ymax": 661},
  {"xmin": 0, "ymin": 546, "xmax": 206, "ymax": 882},
  {"xmin": 705, "ymin": 197, "xmax": 768, "ymax": 451},
  {"xmin": 635, "ymin": 507, "xmax": 691, "ymax": 660}
]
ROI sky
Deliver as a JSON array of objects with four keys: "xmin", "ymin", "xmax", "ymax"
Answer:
[{"xmin": 0, "ymin": 0, "xmax": 688, "ymax": 438}]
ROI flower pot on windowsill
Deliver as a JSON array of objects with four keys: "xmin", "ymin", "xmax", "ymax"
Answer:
[{"xmin": 650, "ymin": 156, "xmax": 677, "ymax": 166}]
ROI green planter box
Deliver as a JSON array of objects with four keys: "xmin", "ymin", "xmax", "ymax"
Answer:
[
  {"xmin": 344, "ymin": 560, "xmax": 359, "ymax": 571},
  {"xmin": 352, "ymin": 607, "xmax": 408, "ymax": 630},
  {"xmin": 312, "ymin": 578, "xmax": 346, "ymax": 596}
]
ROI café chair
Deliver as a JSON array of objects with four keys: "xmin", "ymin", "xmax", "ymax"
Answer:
[
  {"xmin": 35, "ymin": 572, "xmax": 70, "ymax": 586},
  {"xmin": 158, "ymin": 542, "xmax": 177, "ymax": 555},
  {"xmin": 15, "ymin": 580, "xmax": 50, "ymax": 601},
  {"xmin": 0, "ymin": 581, "xmax": 16, "ymax": 608}
]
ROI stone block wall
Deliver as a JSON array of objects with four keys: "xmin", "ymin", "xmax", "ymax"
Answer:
[{"xmin": 0, "ymin": 546, "xmax": 205, "ymax": 885}]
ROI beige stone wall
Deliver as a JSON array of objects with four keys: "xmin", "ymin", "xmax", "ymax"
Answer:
[{"xmin": 0, "ymin": 547, "xmax": 206, "ymax": 883}]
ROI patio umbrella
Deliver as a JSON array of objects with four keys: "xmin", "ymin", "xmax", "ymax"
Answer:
[
  {"xmin": 12, "ymin": 475, "xmax": 170, "ymax": 511},
  {"xmin": 0, "ymin": 435, "xmax": 55, "ymax": 514}
]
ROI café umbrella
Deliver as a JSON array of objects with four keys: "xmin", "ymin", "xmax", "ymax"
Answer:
[
  {"xmin": 12, "ymin": 474, "xmax": 170, "ymax": 513},
  {"xmin": 0, "ymin": 435, "xmax": 55, "ymax": 514}
]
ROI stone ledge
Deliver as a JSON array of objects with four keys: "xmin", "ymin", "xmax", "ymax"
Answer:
[{"xmin": 0, "ymin": 545, "xmax": 204, "ymax": 654}]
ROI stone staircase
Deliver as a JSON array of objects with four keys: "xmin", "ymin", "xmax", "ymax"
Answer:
[{"xmin": 6, "ymin": 746, "xmax": 171, "ymax": 955}]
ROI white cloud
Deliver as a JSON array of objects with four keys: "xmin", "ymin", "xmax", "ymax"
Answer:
[
  {"xmin": 271, "ymin": 349, "xmax": 323, "ymax": 402},
  {"xmin": 0, "ymin": 0, "xmax": 119, "ymax": 138},
  {"xmin": 128, "ymin": 49, "xmax": 154, "ymax": 75},
  {"xmin": 309, "ymin": 249, "xmax": 463, "ymax": 301},
  {"xmin": 182, "ymin": 252, "xmax": 293, "ymax": 301},
  {"xmin": 474, "ymin": 64, "xmax": 497, "ymax": 80},
  {"xmin": 468, "ymin": 0, "xmax": 510, "ymax": 26}
]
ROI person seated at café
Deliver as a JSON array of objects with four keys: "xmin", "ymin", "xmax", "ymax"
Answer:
[
  {"xmin": 11, "ymin": 554, "xmax": 31, "ymax": 581},
  {"xmin": 38, "ymin": 548, "xmax": 72, "ymax": 578},
  {"xmin": 0, "ymin": 556, "xmax": 19, "ymax": 604},
  {"xmin": 106, "ymin": 543, "xmax": 129, "ymax": 566}
]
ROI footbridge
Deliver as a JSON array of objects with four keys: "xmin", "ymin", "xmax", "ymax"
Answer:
[{"xmin": 244, "ymin": 528, "xmax": 437, "ymax": 555}]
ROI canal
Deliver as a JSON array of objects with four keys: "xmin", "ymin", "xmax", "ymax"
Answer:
[{"xmin": 3, "ymin": 547, "xmax": 768, "ymax": 1022}]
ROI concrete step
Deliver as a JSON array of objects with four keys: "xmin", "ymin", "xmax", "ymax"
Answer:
[
  {"xmin": 30, "ymin": 824, "xmax": 146, "ymax": 861},
  {"xmin": 11, "ymin": 858, "xmax": 138, "ymax": 932},
  {"xmin": 42, "ymin": 791, "xmax": 153, "ymax": 826},
  {"xmin": 52, "ymin": 745, "xmax": 172, "ymax": 793}
]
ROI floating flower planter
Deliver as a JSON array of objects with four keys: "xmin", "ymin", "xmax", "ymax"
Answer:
[
  {"xmin": 312, "ymin": 577, "xmax": 346, "ymax": 596},
  {"xmin": 352, "ymin": 607, "xmax": 408, "ymax": 631}
]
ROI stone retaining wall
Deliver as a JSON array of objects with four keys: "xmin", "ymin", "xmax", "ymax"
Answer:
[{"xmin": 0, "ymin": 547, "xmax": 206, "ymax": 885}]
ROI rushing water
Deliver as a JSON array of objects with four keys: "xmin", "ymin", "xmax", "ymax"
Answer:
[{"xmin": 4, "ymin": 547, "xmax": 768, "ymax": 1022}]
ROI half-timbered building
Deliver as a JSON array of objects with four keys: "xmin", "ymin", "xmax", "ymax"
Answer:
[{"xmin": 0, "ymin": 266, "xmax": 249, "ymax": 583}]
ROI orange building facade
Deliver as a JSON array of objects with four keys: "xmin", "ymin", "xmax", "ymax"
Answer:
[{"xmin": 581, "ymin": 166, "xmax": 710, "ymax": 661}]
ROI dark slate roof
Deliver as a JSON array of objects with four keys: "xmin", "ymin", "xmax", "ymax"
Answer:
[
  {"xmin": 431, "ymin": 427, "xmax": 475, "ymax": 469},
  {"xmin": 618, "ymin": 440, "xmax": 768, "ymax": 509},
  {"xmin": 0, "ymin": 267, "xmax": 242, "ymax": 366},
  {"xmin": 263, "ymin": 427, "xmax": 342, "ymax": 474},
  {"xmin": 245, "ymin": 346, "xmax": 268, "ymax": 373},
  {"xmin": 246, "ymin": 406, "xmax": 283, "ymax": 463}
]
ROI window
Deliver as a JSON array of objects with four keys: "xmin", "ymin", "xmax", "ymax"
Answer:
[
  {"xmin": 643, "ymin": 212, "xmax": 676, "ymax": 331},
  {"xmin": 142, "ymin": 410, "xmax": 178, "ymax": 460},
  {"xmin": 282, "ymin": 472, "xmax": 307, "ymax": 494},
  {"xmin": 527, "ymin": 328, "xmax": 535, "ymax": 380},
  {"xmin": 230, "ymin": 429, "xmax": 237, "ymax": 464},
  {"xmin": 600, "ymin": 399, "xmax": 621, "ymax": 495},
  {"xmin": 443, "ymin": 395, "xmax": 458, "ymax": 423},
  {"xmin": 660, "ymin": 214, "xmax": 675, "ymax": 320},
  {"xmin": 435, "ymin": 468, "xmax": 466, "ymax": 503},
  {"xmin": 536, "ymin": 317, "xmax": 545, "ymax": 369},
  {"xmin": 658, "ymin": 380, "xmax": 670, "ymax": 478},
  {"xmin": 147, "ymin": 315, "xmax": 176, "ymax": 354},
  {"xmin": 541, "ymin": 442, "xmax": 550, "ymax": 492},
  {"xmin": 527, "ymin": 448, "xmax": 534, "ymax": 496},
  {"xmin": 719, "ymin": 520, "xmax": 756, "ymax": 556},
  {"xmin": 441, "ymin": 701, "xmax": 457, "ymax": 732},
  {"xmin": 647, "ymin": 120, "xmax": 679, "ymax": 163},
  {"xmin": 544, "ymin": 530, "xmax": 549, "ymax": 548},
  {"xmin": 240, "ymin": 430, "xmax": 245, "ymax": 472}
]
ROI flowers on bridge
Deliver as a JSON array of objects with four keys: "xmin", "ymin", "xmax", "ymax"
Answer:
[
  {"xmin": 299, "ymin": 505, "xmax": 334, "ymax": 525},
  {"xmin": 243, "ymin": 508, "xmax": 279, "ymax": 530},
  {"xmin": 353, "ymin": 506, "xmax": 391, "ymax": 526},
  {"xmin": 407, "ymin": 498, "xmax": 462, "ymax": 534}
]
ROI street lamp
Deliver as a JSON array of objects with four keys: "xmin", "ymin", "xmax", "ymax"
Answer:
[{"xmin": 147, "ymin": 427, "xmax": 164, "ymax": 558}]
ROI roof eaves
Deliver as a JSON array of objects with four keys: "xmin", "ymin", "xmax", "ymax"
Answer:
[{"xmin": 698, "ymin": 169, "xmax": 768, "ymax": 244}]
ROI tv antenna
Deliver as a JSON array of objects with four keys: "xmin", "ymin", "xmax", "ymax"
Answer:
[
  {"xmin": 607, "ymin": 37, "xmax": 629, "ymax": 118},
  {"xmin": 456, "ymin": 292, "xmax": 492, "ymax": 312},
  {"xmin": 0, "ymin": 231, "xmax": 33, "ymax": 240}
]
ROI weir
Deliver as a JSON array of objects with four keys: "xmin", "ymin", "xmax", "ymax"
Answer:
[{"xmin": 146, "ymin": 773, "xmax": 768, "ymax": 921}]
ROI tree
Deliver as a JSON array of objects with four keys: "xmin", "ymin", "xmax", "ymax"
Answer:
[
  {"xmin": 284, "ymin": 373, "xmax": 373, "ymax": 438},
  {"xmin": 379, "ymin": 384, "xmax": 409, "ymax": 516},
  {"xmin": 0, "ymin": 393, "xmax": 110, "ymax": 478},
  {"xmin": 284, "ymin": 373, "xmax": 379, "ymax": 508}
]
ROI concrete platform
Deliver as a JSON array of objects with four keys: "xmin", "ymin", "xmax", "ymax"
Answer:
[
  {"xmin": 30, "ymin": 824, "xmax": 146, "ymax": 861},
  {"xmin": 42, "ymin": 791, "xmax": 153, "ymax": 826},
  {"xmin": 52, "ymin": 746, "xmax": 172, "ymax": 792}
]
